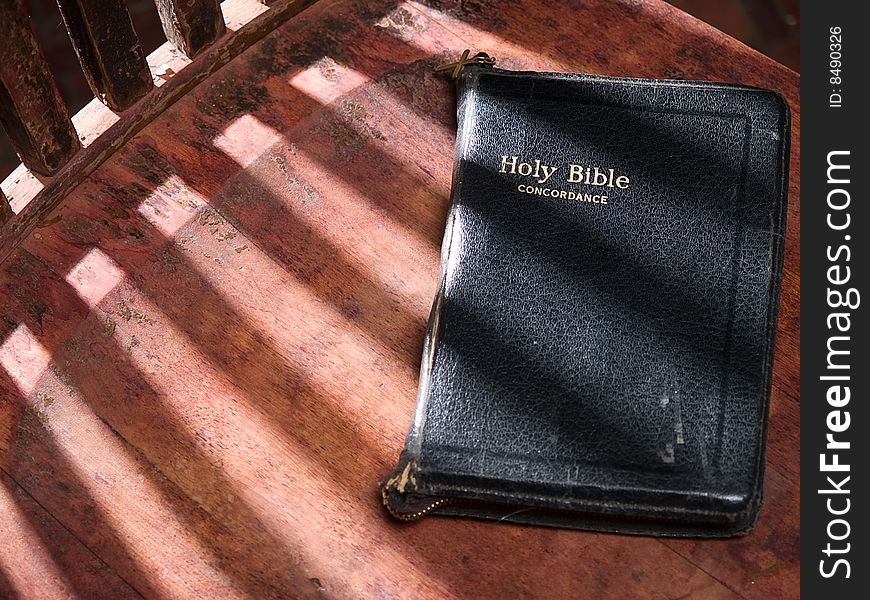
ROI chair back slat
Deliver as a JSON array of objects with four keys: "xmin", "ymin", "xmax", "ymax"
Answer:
[
  {"xmin": 155, "ymin": 0, "xmax": 227, "ymax": 58},
  {"xmin": 56, "ymin": 0, "xmax": 154, "ymax": 111},
  {"xmin": 1, "ymin": 0, "xmax": 318, "ymax": 262},
  {"xmin": 0, "ymin": 0, "xmax": 80, "ymax": 176},
  {"xmin": 0, "ymin": 191, "xmax": 12, "ymax": 226}
]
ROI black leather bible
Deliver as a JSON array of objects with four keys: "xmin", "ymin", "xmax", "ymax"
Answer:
[{"xmin": 382, "ymin": 55, "xmax": 790, "ymax": 537}]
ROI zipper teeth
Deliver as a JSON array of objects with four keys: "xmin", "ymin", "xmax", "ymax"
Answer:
[
  {"xmin": 382, "ymin": 493, "xmax": 453, "ymax": 522},
  {"xmin": 380, "ymin": 461, "xmax": 720, "ymax": 525},
  {"xmin": 384, "ymin": 486, "xmax": 745, "ymax": 527}
]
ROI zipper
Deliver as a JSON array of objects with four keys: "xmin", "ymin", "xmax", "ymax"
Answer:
[
  {"xmin": 381, "ymin": 460, "xmax": 454, "ymax": 521},
  {"xmin": 381, "ymin": 460, "xmax": 750, "ymax": 529},
  {"xmin": 383, "ymin": 494, "xmax": 455, "ymax": 521},
  {"xmin": 434, "ymin": 49, "xmax": 496, "ymax": 79},
  {"xmin": 382, "ymin": 462, "xmax": 545, "ymax": 523},
  {"xmin": 381, "ymin": 460, "xmax": 540, "ymax": 522}
]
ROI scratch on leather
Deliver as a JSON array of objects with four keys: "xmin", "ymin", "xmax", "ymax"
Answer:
[{"xmin": 658, "ymin": 392, "xmax": 686, "ymax": 464}]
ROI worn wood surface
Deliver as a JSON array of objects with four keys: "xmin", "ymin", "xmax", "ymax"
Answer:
[
  {"xmin": 0, "ymin": 0, "xmax": 799, "ymax": 598},
  {"xmin": 155, "ymin": 0, "xmax": 227, "ymax": 58},
  {"xmin": 0, "ymin": 192, "xmax": 10, "ymax": 226},
  {"xmin": 56, "ymin": 0, "xmax": 154, "ymax": 111},
  {"xmin": 0, "ymin": 0, "xmax": 319, "ymax": 266},
  {"xmin": 0, "ymin": 0, "xmax": 80, "ymax": 176}
]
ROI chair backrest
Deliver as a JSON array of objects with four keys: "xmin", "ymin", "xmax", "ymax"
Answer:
[{"xmin": 0, "ymin": 0, "xmax": 317, "ymax": 264}]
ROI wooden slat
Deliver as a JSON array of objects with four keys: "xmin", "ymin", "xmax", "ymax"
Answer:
[
  {"xmin": 0, "ymin": 192, "xmax": 11, "ymax": 226},
  {"xmin": 0, "ymin": 0, "xmax": 320, "ymax": 266},
  {"xmin": 155, "ymin": 0, "xmax": 226, "ymax": 58},
  {"xmin": 0, "ymin": 0, "xmax": 80, "ymax": 176},
  {"xmin": 0, "ymin": 469, "xmax": 141, "ymax": 599},
  {"xmin": 56, "ymin": 0, "xmax": 153, "ymax": 111}
]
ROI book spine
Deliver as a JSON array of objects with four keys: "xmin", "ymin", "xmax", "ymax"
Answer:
[{"xmin": 401, "ymin": 68, "xmax": 481, "ymax": 459}]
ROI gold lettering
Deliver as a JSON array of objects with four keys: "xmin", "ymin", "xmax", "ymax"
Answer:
[
  {"xmin": 567, "ymin": 164, "xmax": 584, "ymax": 183},
  {"xmin": 504, "ymin": 154, "xmax": 626, "ymax": 204},
  {"xmin": 538, "ymin": 163, "xmax": 557, "ymax": 184},
  {"xmin": 590, "ymin": 167, "xmax": 608, "ymax": 186}
]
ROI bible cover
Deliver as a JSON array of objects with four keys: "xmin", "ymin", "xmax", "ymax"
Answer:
[{"xmin": 382, "ymin": 57, "xmax": 790, "ymax": 537}]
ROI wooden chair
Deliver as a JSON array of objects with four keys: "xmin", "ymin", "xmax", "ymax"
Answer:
[{"xmin": 0, "ymin": 0, "xmax": 799, "ymax": 598}]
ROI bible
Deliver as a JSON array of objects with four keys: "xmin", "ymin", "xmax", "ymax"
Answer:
[{"xmin": 382, "ymin": 53, "xmax": 790, "ymax": 537}]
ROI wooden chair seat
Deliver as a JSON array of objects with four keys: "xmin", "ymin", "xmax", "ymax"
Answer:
[{"xmin": 0, "ymin": 0, "xmax": 799, "ymax": 597}]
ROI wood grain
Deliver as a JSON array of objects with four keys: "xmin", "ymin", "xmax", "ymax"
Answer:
[
  {"xmin": 0, "ymin": 0, "xmax": 320, "ymax": 266},
  {"xmin": 56, "ymin": 0, "xmax": 154, "ymax": 111},
  {"xmin": 0, "ymin": 192, "xmax": 10, "ymax": 226},
  {"xmin": 0, "ymin": 469, "xmax": 141, "ymax": 599},
  {"xmin": 0, "ymin": 0, "xmax": 80, "ymax": 176},
  {"xmin": 155, "ymin": 0, "xmax": 227, "ymax": 58},
  {"xmin": 0, "ymin": 0, "xmax": 799, "ymax": 598}
]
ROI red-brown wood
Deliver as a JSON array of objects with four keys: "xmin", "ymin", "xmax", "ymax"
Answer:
[
  {"xmin": 0, "ymin": 0, "xmax": 80, "ymax": 176},
  {"xmin": 0, "ymin": 1, "xmax": 799, "ymax": 598},
  {"xmin": 0, "ymin": 470, "xmax": 140, "ymax": 599},
  {"xmin": 56, "ymin": 0, "xmax": 154, "ymax": 111},
  {"xmin": 155, "ymin": 0, "xmax": 226, "ymax": 58},
  {"xmin": 0, "ymin": 192, "xmax": 11, "ymax": 226},
  {"xmin": 0, "ymin": 0, "xmax": 319, "ymax": 266}
]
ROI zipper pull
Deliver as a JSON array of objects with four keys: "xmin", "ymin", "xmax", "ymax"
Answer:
[
  {"xmin": 381, "ymin": 460, "xmax": 452, "ymax": 521},
  {"xmin": 435, "ymin": 49, "xmax": 496, "ymax": 79}
]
